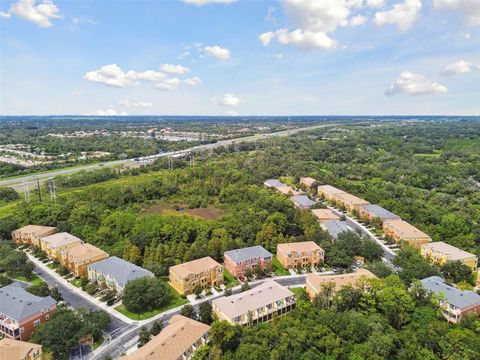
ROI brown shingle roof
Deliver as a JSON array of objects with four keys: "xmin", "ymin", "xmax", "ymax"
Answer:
[
  {"xmin": 422, "ymin": 242, "xmax": 477, "ymax": 261},
  {"xmin": 14, "ymin": 225, "xmax": 56, "ymax": 236},
  {"xmin": 311, "ymin": 209, "xmax": 340, "ymax": 221},
  {"xmin": 334, "ymin": 192, "xmax": 370, "ymax": 206},
  {"xmin": 169, "ymin": 257, "xmax": 222, "ymax": 279},
  {"xmin": 307, "ymin": 269, "xmax": 377, "ymax": 295},
  {"xmin": 122, "ymin": 315, "xmax": 209, "ymax": 360},
  {"xmin": 0, "ymin": 338, "xmax": 41, "ymax": 360},
  {"xmin": 384, "ymin": 219, "xmax": 431, "ymax": 240},
  {"xmin": 67, "ymin": 243, "xmax": 108, "ymax": 261},
  {"xmin": 277, "ymin": 241, "xmax": 322, "ymax": 254}
]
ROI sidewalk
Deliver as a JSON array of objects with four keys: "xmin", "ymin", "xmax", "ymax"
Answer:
[{"xmin": 26, "ymin": 252, "xmax": 136, "ymax": 325}]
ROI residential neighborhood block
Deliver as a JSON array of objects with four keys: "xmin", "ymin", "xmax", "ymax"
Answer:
[
  {"xmin": 169, "ymin": 256, "xmax": 224, "ymax": 295},
  {"xmin": 62, "ymin": 243, "xmax": 109, "ymax": 278},
  {"xmin": 383, "ymin": 219, "xmax": 432, "ymax": 249},
  {"xmin": 0, "ymin": 283, "xmax": 57, "ymax": 341},
  {"xmin": 0, "ymin": 338, "xmax": 42, "ymax": 360},
  {"xmin": 333, "ymin": 192, "xmax": 370, "ymax": 212},
  {"xmin": 311, "ymin": 208, "xmax": 340, "ymax": 221},
  {"xmin": 87, "ymin": 256, "xmax": 154, "ymax": 293},
  {"xmin": 277, "ymin": 241, "xmax": 324, "ymax": 269},
  {"xmin": 317, "ymin": 185, "xmax": 345, "ymax": 201},
  {"xmin": 121, "ymin": 315, "xmax": 210, "ymax": 360},
  {"xmin": 359, "ymin": 204, "xmax": 400, "ymax": 222},
  {"xmin": 11, "ymin": 225, "xmax": 56, "ymax": 247},
  {"xmin": 39, "ymin": 232, "xmax": 83, "ymax": 260},
  {"xmin": 290, "ymin": 195, "xmax": 316, "ymax": 209},
  {"xmin": 212, "ymin": 280, "xmax": 296, "ymax": 325},
  {"xmin": 421, "ymin": 242, "xmax": 478, "ymax": 272},
  {"xmin": 320, "ymin": 220, "xmax": 351, "ymax": 239},
  {"xmin": 224, "ymin": 245, "xmax": 272, "ymax": 279}
]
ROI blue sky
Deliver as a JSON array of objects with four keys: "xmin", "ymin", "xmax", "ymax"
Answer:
[{"xmin": 1, "ymin": 0, "xmax": 479, "ymax": 116}]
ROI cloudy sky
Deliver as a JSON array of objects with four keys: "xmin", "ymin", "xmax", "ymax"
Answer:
[{"xmin": 1, "ymin": 0, "xmax": 479, "ymax": 116}]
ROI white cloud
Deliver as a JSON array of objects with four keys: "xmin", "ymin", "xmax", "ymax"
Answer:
[
  {"xmin": 68, "ymin": 16, "xmax": 97, "ymax": 31},
  {"xmin": 224, "ymin": 111, "xmax": 239, "ymax": 116},
  {"xmin": 265, "ymin": 6, "xmax": 277, "ymax": 23},
  {"xmin": 184, "ymin": 76, "xmax": 202, "ymax": 86},
  {"xmin": 366, "ymin": 0, "xmax": 385, "ymax": 9},
  {"xmin": 155, "ymin": 77, "xmax": 181, "ymax": 91},
  {"xmin": 441, "ymin": 60, "xmax": 477, "ymax": 76},
  {"xmin": 203, "ymin": 45, "xmax": 231, "ymax": 60},
  {"xmin": 386, "ymin": 71, "xmax": 448, "ymax": 96},
  {"xmin": 374, "ymin": 0, "xmax": 422, "ymax": 31},
  {"xmin": 259, "ymin": 0, "xmax": 367, "ymax": 50},
  {"xmin": 181, "ymin": 0, "xmax": 236, "ymax": 5},
  {"xmin": 3, "ymin": 0, "xmax": 62, "ymax": 28},
  {"xmin": 84, "ymin": 64, "xmax": 166, "ymax": 87},
  {"xmin": 434, "ymin": 0, "xmax": 480, "ymax": 26},
  {"xmin": 89, "ymin": 108, "xmax": 128, "ymax": 116},
  {"xmin": 160, "ymin": 63, "xmax": 190, "ymax": 74},
  {"xmin": 350, "ymin": 15, "xmax": 367, "ymax": 26},
  {"xmin": 118, "ymin": 100, "xmax": 152, "ymax": 108},
  {"xmin": 214, "ymin": 93, "xmax": 243, "ymax": 106}
]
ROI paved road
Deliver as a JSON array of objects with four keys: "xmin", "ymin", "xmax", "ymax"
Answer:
[{"xmin": 0, "ymin": 123, "xmax": 336, "ymax": 189}]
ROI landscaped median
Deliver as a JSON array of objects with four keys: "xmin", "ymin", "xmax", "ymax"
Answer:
[{"xmin": 114, "ymin": 284, "xmax": 188, "ymax": 320}]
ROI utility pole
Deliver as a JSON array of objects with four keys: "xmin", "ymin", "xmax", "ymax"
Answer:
[
  {"xmin": 168, "ymin": 156, "xmax": 173, "ymax": 170},
  {"xmin": 48, "ymin": 178, "xmax": 57, "ymax": 201},
  {"xmin": 36, "ymin": 178, "xmax": 42, "ymax": 202},
  {"xmin": 23, "ymin": 181, "xmax": 30, "ymax": 202}
]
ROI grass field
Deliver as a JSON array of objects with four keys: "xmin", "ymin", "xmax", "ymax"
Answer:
[
  {"xmin": 272, "ymin": 255, "xmax": 290, "ymax": 276},
  {"xmin": 13, "ymin": 273, "xmax": 44, "ymax": 286},
  {"xmin": 223, "ymin": 269, "xmax": 240, "ymax": 288},
  {"xmin": 290, "ymin": 286, "xmax": 307, "ymax": 299},
  {"xmin": 115, "ymin": 284, "xmax": 188, "ymax": 320},
  {"xmin": 70, "ymin": 278, "xmax": 83, "ymax": 288}
]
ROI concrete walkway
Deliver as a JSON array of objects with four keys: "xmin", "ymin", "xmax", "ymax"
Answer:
[{"xmin": 26, "ymin": 253, "xmax": 135, "ymax": 325}]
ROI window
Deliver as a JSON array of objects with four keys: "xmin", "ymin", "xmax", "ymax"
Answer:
[
  {"xmin": 45, "ymin": 314, "xmax": 50, "ymax": 320},
  {"xmin": 20, "ymin": 327, "xmax": 24, "ymax": 333},
  {"xmin": 34, "ymin": 319, "xmax": 40, "ymax": 326}
]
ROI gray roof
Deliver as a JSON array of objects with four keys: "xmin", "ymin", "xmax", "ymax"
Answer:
[
  {"xmin": 0, "ymin": 283, "xmax": 56, "ymax": 321},
  {"xmin": 290, "ymin": 195, "xmax": 316, "ymax": 208},
  {"xmin": 360, "ymin": 204, "xmax": 400, "ymax": 220},
  {"xmin": 87, "ymin": 256, "xmax": 153, "ymax": 287},
  {"xmin": 321, "ymin": 220, "xmax": 351, "ymax": 239},
  {"xmin": 420, "ymin": 276, "xmax": 480, "ymax": 309},
  {"xmin": 264, "ymin": 179, "xmax": 285, "ymax": 188},
  {"xmin": 224, "ymin": 245, "xmax": 272, "ymax": 264}
]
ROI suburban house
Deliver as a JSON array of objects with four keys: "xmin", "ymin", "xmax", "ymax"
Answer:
[
  {"xmin": 11, "ymin": 225, "xmax": 56, "ymax": 247},
  {"xmin": 317, "ymin": 185, "xmax": 345, "ymax": 201},
  {"xmin": 277, "ymin": 241, "xmax": 324, "ymax": 269},
  {"xmin": 383, "ymin": 219, "xmax": 432, "ymax": 249},
  {"xmin": 224, "ymin": 245, "xmax": 273, "ymax": 279},
  {"xmin": 121, "ymin": 315, "xmax": 210, "ymax": 360},
  {"xmin": 212, "ymin": 280, "xmax": 296, "ymax": 326},
  {"xmin": 39, "ymin": 232, "xmax": 83, "ymax": 260},
  {"xmin": 421, "ymin": 242, "xmax": 478, "ymax": 272},
  {"xmin": 305, "ymin": 269, "xmax": 377, "ymax": 300},
  {"xmin": 87, "ymin": 256, "xmax": 154, "ymax": 293},
  {"xmin": 300, "ymin": 177, "xmax": 316, "ymax": 189},
  {"xmin": 169, "ymin": 257, "xmax": 224, "ymax": 295},
  {"xmin": 0, "ymin": 283, "xmax": 57, "ymax": 341},
  {"xmin": 333, "ymin": 192, "xmax": 370, "ymax": 212},
  {"xmin": 311, "ymin": 208, "xmax": 340, "ymax": 221},
  {"xmin": 62, "ymin": 243, "xmax": 109, "ymax": 278},
  {"xmin": 359, "ymin": 204, "xmax": 400, "ymax": 222},
  {"xmin": 290, "ymin": 195, "xmax": 316, "ymax": 210},
  {"xmin": 320, "ymin": 220, "xmax": 351, "ymax": 239},
  {"xmin": 420, "ymin": 276, "xmax": 480, "ymax": 323},
  {"xmin": 0, "ymin": 338, "xmax": 42, "ymax": 360}
]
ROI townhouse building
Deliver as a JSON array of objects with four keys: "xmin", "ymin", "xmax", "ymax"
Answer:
[
  {"xmin": 420, "ymin": 276, "xmax": 480, "ymax": 323},
  {"xmin": 290, "ymin": 195, "xmax": 316, "ymax": 210},
  {"xmin": 62, "ymin": 243, "xmax": 109, "ymax": 278},
  {"xmin": 169, "ymin": 257, "xmax": 224, "ymax": 295},
  {"xmin": 87, "ymin": 256, "xmax": 154, "ymax": 293},
  {"xmin": 311, "ymin": 208, "xmax": 340, "ymax": 221},
  {"xmin": 333, "ymin": 192, "xmax": 370, "ymax": 213},
  {"xmin": 121, "ymin": 315, "xmax": 210, "ymax": 360},
  {"xmin": 317, "ymin": 185, "xmax": 345, "ymax": 201},
  {"xmin": 264, "ymin": 179, "xmax": 302, "ymax": 196},
  {"xmin": 224, "ymin": 245, "xmax": 272, "ymax": 279},
  {"xmin": 0, "ymin": 283, "xmax": 56, "ymax": 341},
  {"xmin": 0, "ymin": 338, "xmax": 42, "ymax": 360},
  {"xmin": 421, "ymin": 242, "xmax": 478, "ymax": 272},
  {"xmin": 299, "ymin": 177, "xmax": 316, "ymax": 189},
  {"xmin": 212, "ymin": 280, "xmax": 296, "ymax": 326},
  {"xmin": 305, "ymin": 269, "xmax": 377, "ymax": 300},
  {"xmin": 320, "ymin": 220, "xmax": 351, "ymax": 239},
  {"xmin": 39, "ymin": 232, "xmax": 83, "ymax": 260},
  {"xmin": 11, "ymin": 225, "xmax": 56, "ymax": 247},
  {"xmin": 277, "ymin": 241, "xmax": 324, "ymax": 269},
  {"xmin": 359, "ymin": 204, "xmax": 400, "ymax": 223},
  {"xmin": 383, "ymin": 219, "xmax": 432, "ymax": 249}
]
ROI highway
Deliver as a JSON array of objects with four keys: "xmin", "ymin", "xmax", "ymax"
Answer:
[{"xmin": 0, "ymin": 123, "xmax": 336, "ymax": 190}]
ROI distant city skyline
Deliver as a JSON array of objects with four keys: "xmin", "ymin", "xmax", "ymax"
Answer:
[{"xmin": 1, "ymin": 0, "xmax": 479, "ymax": 116}]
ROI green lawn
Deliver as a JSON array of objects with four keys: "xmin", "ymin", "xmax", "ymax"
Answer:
[
  {"xmin": 290, "ymin": 286, "xmax": 307, "ymax": 299},
  {"xmin": 13, "ymin": 273, "xmax": 45, "ymax": 286},
  {"xmin": 115, "ymin": 284, "xmax": 188, "ymax": 320},
  {"xmin": 70, "ymin": 278, "xmax": 83, "ymax": 288},
  {"xmin": 223, "ymin": 269, "xmax": 240, "ymax": 288},
  {"xmin": 47, "ymin": 263, "xmax": 57, "ymax": 269},
  {"xmin": 272, "ymin": 255, "xmax": 289, "ymax": 276},
  {"xmin": 92, "ymin": 338, "xmax": 104, "ymax": 351}
]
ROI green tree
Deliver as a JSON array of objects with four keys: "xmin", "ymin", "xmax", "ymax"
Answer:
[
  {"xmin": 199, "ymin": 301, "xmax": 213, "ymax": 324},
  {"xmin": 150, "ymin": 320, "xmax": 164, "ymax": 336},
  {"xmin": 180, "ymin": 304, "xmax": 197, "ymax": 319},
  {"xmin": 123, "ymin": 277, "xmax": 171, "ymax": 313},
  {"xmin": 137, "ymin": 326, "xmax": 151, "ymax": 348},
  {"xmin": 441, "ymin": 260, "xmax": 473, "ymax": 284}
]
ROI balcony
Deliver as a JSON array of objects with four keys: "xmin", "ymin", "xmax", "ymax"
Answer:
[{"xmin": 0, "ymin": 315, "xmax": 18, "ymax": 331}]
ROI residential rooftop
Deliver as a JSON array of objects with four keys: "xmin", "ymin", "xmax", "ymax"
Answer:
[
  {"xmin": 422, "ymin": 242, "xmax": 477, "ymax": 261},
  {"xmin": 41, "ymin": 232, "xmax": 82, "ymax": 249},
  {"xmin": 67, "ymin": 243, "xmax": 108, "ymax": 261},
  {"xmin": 0, "ymin": 283, "xmax": 56, "ymax": 322},
  {"xmin": 264, "ymin": 179, "xmax": 285, "ymax": 188},
  {"xmin": 311, "ymin": 208, "xmax": 340, "ymax": 221},
  {"xmin": 420, "ymin": 276, "xmax": 480, "ymax": 309},
  {"xmin": 224, "ymin": 245, "xmax": 272, "ymax": 265},
  {"xmin": 170, "ymin": 256, "xmax": 222, "ymax": 278},
  {"xmin": 212, "ymin": 280, "xmax": 293, "ymax": 319},
  {"xmin": 384, "ymin": 219, "xmax": 431, "ymax": 239},
  {"xmin": 335, "ymin": 192, "xmax": 370, "ymax": 206},
  {"xmin": 290, "ymin": 195, "xmax": 316, "ymax": 208},
  {"xmin": 300, "ymin": 177, "xmax": 316, "ymax": 187},
  {"xmin": 360, "ymin": 204, "xmax": 400, "ymax": 220},
  {"xmin": 0, "ymin": 338, "xmax": 41, "ymax": 360},
  {"xmin": 307, "ymin": 269, "xmax": 377, "ymax": 294},
  {"xmin": 88, "ymin": 256, "xmax": 153, "ymax": 287},
  {"xmin": 277, "ymin": 241, "xmax": 322, "ymax": 254},
  {"xmin": 13, "ymin": 225, "xmax": 56, "ymax": 236},
  {"xmin": 320, "ymin": 220, "xmax": 351, "ymax": 239},
  {"xmin": 121, "ymin": 315, "xmax": 210, "ymax": 360},
  {"xmin": 317, "ymin": 185, "xmax": 345, "ymax": 195}
]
